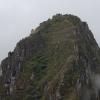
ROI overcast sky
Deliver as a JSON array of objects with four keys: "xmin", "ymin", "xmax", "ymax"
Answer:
[{"xmin": 0, "ymin": 0, "xmax": 100, "ymax": 62}]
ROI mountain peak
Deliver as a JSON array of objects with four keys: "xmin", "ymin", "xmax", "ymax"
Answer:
[
  {"xmin": 35, "ymin": 14, "xmax": 82, "ymax": 33},
  {"xmin": 0, "ymin": 14, "xmax": 100, "ymax": 100}
]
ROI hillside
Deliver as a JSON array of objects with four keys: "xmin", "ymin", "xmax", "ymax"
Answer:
[{"xmin": 0, "ymin": 14, "xmax": 100, "ymax": 100}]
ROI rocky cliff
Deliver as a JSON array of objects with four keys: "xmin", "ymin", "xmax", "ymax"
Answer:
[{"xmin": 0, "ymin": 14, "xmax": 100, "ymax": 100}]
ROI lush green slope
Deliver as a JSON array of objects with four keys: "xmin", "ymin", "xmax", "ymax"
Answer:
[{"xmin": 1, "ymin": 14, "xmax": 100, "ymax": 100}]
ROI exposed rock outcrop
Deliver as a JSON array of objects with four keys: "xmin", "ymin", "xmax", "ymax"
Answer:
[{"xmin": 0, "ymin": 14, "xmax": 100, "ymax": 100}]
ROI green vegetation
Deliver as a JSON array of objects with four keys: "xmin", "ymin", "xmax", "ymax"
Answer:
[{"xmin": 1, "ymin": 14, "xmax": 98, "ymax": 100}]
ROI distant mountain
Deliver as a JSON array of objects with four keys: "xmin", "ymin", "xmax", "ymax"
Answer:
[{"xmin": 0, "ymin": 14, "xmax": 100, "ymax": 100}]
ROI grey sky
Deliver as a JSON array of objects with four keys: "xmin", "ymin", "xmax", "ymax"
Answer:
[{"xmin": 0, "ymin": 0, "xmax": 100, "ymax": 62}]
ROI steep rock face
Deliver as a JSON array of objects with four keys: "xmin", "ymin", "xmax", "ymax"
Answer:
[{"xmin": 0, "ymin": 14, "xmax": 100, "ymax": 100}]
